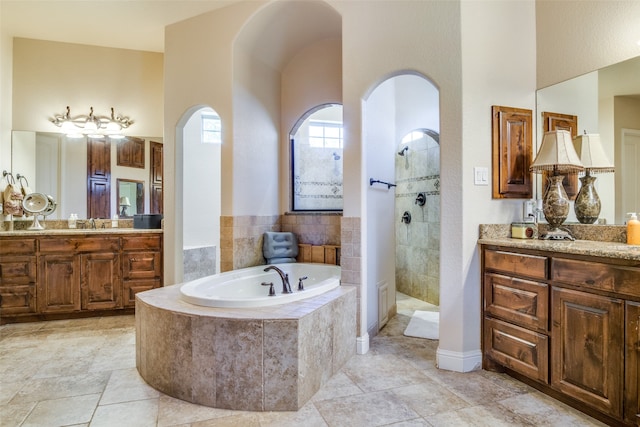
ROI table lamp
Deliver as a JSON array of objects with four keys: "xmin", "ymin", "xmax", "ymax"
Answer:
[
  {"xmin": 119, "ymin": 196, "xmax": 131, "ymax": 217},
  {"xmin": 573, "ymin": 132, "xmax": 614, "ymax": 224},
  {"xmin": 529, "ymin": 130, "xmax": 584, "ymax": 240}
]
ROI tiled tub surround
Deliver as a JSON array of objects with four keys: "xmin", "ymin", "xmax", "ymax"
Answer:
[
  {"xmin": 220, "ymin": 214, "xmax": 341, "ymax": 272},
  {"xmin": 182, "ymin": 245, "xmax": 216, "ymax": 282},
  {"xmin": 395, "ymin": 133, "xmax": 440, "ymax": 305},
  {"xmin": 136, "ymin": 283, "xmax": 356, "ymax": 411}
]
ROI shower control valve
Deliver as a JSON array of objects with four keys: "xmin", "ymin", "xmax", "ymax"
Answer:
[
  {"xmin": 401, "ymin": 211, "xmax": 412, "ymax": 224},
  {"xmin": 415, "ymin": 193, "xmax": 426, "ymax": 206}
]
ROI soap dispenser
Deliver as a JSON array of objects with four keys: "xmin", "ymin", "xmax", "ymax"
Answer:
[{"xmin": 627, "ymin": 213, "xmax": 640, "ymax": 245}]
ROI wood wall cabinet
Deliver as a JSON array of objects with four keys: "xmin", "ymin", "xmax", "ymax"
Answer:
[
  {"xmin": 491, "ymin": 106, "xmax": 533, "ymax": 199},
  {"xmin": 482, "ymin": 245, "xmax": 640, "ymax": 426},
  {"xmin": 0, "ymin": 238, "xmax": 37, "ymax": 315},
  {"xmin": 0, "ymin": 232, "xmax": 162, "ymax": 323}
]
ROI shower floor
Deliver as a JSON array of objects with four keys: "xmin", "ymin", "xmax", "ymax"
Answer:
[{"xmin": 396, "ymin": 291, "xmax": 438, "ymax": 317}]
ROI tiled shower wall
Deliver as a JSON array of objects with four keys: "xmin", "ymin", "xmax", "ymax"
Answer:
[{"xmin": 395, "ymin": 134, "xmax": 440, "ymax": 305}]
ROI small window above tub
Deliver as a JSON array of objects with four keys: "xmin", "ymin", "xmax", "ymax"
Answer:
[{"xmin": 201, "ymin": 112, "xmax": 221, "ymax": 144}]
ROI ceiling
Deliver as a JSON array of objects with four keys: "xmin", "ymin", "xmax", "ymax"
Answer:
[{"xmin": 0, "ymin": 0, "xmax": 241, "ymax": 53}]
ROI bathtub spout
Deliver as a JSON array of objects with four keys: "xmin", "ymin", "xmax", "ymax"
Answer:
[{"xmin": 264, "ymin": 266, "xmax": 292, "ymax": 294}]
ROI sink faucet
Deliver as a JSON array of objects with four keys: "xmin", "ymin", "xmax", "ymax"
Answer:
[
  {"xmin": 263, "ymin": 265, "xmax": 292, "ymax": 294},
  {"xmin": 88, "ymin": 218, "xmax": 96, "ymax": 229}
]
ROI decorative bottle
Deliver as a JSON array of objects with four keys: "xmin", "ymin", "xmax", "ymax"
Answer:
[{"xmin": 627, "ymin": 213, "xmax": 640, "ymax": 245}]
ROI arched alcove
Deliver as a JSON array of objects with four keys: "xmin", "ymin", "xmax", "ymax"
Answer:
[
  {"xmin": 174, "ymin": 105, "xmax": 222, "ymax": 283},
  {"xmin": 363, "ymin": 72, "xmax": 440, "ymax": 348}
]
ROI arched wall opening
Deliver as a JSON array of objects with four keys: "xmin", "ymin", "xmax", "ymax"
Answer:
[
  {"xmin": 173, "ymin": 105, "xmax": 222, "ymax": 283},
  {"xmin": 363, "ymin": 72, "xmax": 440, "ymax": 347}
]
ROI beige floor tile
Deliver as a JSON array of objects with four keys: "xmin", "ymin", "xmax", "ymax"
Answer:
[
  {"xmin": 100, "ymin": 367, "xmax": 160, "ymax": 405},
  {"xmin": 342, "ymin": 352, "xmax": 430, "ymax": 392},
  {"xmin": 497, "ymin": 392, "xmax": 607, "ymax": 426},
  {"xmin": 257, "ymin": 401, "xmax": 329, "ymax": 427},
  {"xmin": 90, "ymin": 398, "xmax": 158, "ymax": 427},
  {"xmin": 314, "ymin": 390, "xmax": 419, "ymax": 427},
  {"xmin": 157, "ymin": 395, "xmax": 239, "ymax": 427},
  {"xmin": 0, "ymin": 297, "xmax": 607, "ymax": 427},
  {"xmin": 426, "ymin": 404, "xmax": 535, "ymax": 427},
  {"xmin": 391, "ymin": 381, "xmax": 471, "ymax": 417},
  {"xmin": 20, "ymin": 393, "xmax": 101, "ymax": 427},
  {"xmin": 10, "ymin": 371, "xmax": 110, "ymax": 404},
  {"xmin": 0, "ymin": 401, "xmax": 36, "ymax": 427}
]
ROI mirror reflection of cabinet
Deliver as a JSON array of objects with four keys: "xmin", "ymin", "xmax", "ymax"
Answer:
[
  {"xmin": 117, "ymin": 179, "xmax": 144, "ymax": 218},
  {"xmin": 87, "ymin": 137, "xmax": 111, "ymax": 219},
  {"xmin": 150, "ymin": 141, "xmax": 163, "ymax": 214},
  {"xmin": 117, "ymin": 137, "xmax": 145, "ymax": 169}
]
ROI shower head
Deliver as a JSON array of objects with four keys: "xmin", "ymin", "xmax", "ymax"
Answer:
[
  {"xmin": 333, "ymin": 152, "xmax": 341, "ymax": 160},
  {"xmin": 398, "ymin": 146, "xmax": 409, "ymax": 156}
]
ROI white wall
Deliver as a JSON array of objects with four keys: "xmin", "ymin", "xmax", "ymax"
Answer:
[
  {"xmin": 11, "ymin": 38, "xmax": 163, "ymax": 136},
  {"xmin": 364, "ymin": 78, "xmax": 396, "ymax": 336},
  {"xmin": 457, "ymin": 0, "xmax": 537, "ymax": 371},
  {"xmin": 232, "ymin": 49, "xmax": 281, "ymax": 216},
  {"xmin": 281, "ymin": 38, "xmax": 342, "ymax": 212},
  {"xmin": 183, "ymin": 108, "xmax": 221, "ymax": 274},
  {"xmin": 536, "ymin": 0, "xmax": 640, "ymax": 89}
]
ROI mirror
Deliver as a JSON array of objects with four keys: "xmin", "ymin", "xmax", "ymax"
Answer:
[
  {"xmin": 117, "ymin": 179, "xmax": 144, "ymax": 217},
  {"xmin": 9, "ymin": 131, "xmax": 162, "ymax": 220},
  {"xmin": 536, "ymin": 55, "xmax": 640, "ymax": 225}
]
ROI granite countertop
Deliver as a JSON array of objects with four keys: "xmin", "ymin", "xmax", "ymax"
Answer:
[
  {"xmin": 479, "ymin": 224, "xmax": 640, "ymax": 262},
  {"xmin": 0, "ymin": 228, "xmax": 163, "ymax": 237}
]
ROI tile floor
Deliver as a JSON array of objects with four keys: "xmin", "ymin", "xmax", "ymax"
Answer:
[{"xmin": 0, "ymin": 293, "xmax": 604, "ymax": 426}]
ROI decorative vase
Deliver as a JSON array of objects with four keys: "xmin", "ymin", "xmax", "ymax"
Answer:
[
  {"xmin": 574, "ymin": 174, "xmax": 600, "ymax": 224},
  {"xmin": 543, "ymin": 175, "xmax": 570, "ymax": 229}
]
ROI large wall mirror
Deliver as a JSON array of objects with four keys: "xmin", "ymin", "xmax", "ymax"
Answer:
[
  {"xmin": 536, "ymin": 55, "xmax": 640, "ymax": 225},
  {"xmin": 9, "ymin": 131, "xmax": 162, "ymax": 220}
]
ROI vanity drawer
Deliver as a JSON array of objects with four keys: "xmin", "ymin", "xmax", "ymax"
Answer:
[
  {"xmin": 121, "ymin": 235, "xmax": 161, "ymax": 251},
  {"xmin": 484, "ymin": 249, "xmax": 548, "ymax": 280},
  {"xmin": 484, "ymin": 273, "xmax": 549, "ymax": 332},
  {"xmin": 484, "ymin": 316, "xmax": 549, "ymax": 384},
  {"xmin": 122, "ymin": 251, "xmax": 162, "ymax": 279},
  {"xmin": 0, "ymin": 256, "xmax": 36, "ymax": 285},
  {"xmin": 551, "ymin": 257, "xmax": 640, "ymax": 297},
  {"xmin": 40, "ymin": 237, "xmax": 119, "ymax": 253},
  {"xmin": 0, "ymin": 239, "xmax": 36, "ymax": 255}
]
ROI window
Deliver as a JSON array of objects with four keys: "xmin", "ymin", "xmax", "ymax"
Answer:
[
  {"xmin": 309, "ymin": 121, "xmax": 343, "ymax": 148},
  {"xmin": 291, "ymin": 104, "xmax": 343, "ymax": 211},
  {"xmin": 201, "ymin": 112, "xmax": 221, "ymax": 144}
]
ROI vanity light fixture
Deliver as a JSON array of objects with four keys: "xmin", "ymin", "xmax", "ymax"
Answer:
[
  {"xmin": 51, "ymin": 106, "xmax": 133, "ymax": 138},
  {"xmin": 573, "ymin": 132, "xmax": 614, "ymax": 224},
  {"xmin": 529, "ymin": 130, "xmax": 584, "ymax": 240}
]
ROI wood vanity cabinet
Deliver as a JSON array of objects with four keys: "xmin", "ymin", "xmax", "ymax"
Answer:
[
  {"xmin": 482, "ymin": 245, "xmax": 640, "ymax": 426},
  {"xmin": 0, "ymin": 232, "xmax": 162, "ymax": 323},
  {"xmin": 121, "ymin": 234, "xmax": 162, "ymax": 307},
  {"xmin": 0, "ymin": 238, "xmax": 37, "ymax": 315},
  {"xmin": 39, "ymin": 237, "xmax": 121, "ymax": 313}
]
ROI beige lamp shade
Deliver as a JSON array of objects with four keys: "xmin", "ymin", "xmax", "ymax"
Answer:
[
  {"xmin": 119, "ymin": 196, "xmax": 131, "ymax": 206},
  {"xmin": 573, "ymin": 133, "xmax": 614, "ymax": 173},
  {"xmin": 530, "ymin": 130, "xmax": 584, "ymax": 174}
]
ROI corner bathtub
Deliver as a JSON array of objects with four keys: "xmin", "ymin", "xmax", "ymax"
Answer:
[
  {"xmin": 136, "ymin": 262, "xmax": 356, "ymax": 411},
  {"xmin": 180, "ymin": 263, "xmax": 341, "ymax": 308}
]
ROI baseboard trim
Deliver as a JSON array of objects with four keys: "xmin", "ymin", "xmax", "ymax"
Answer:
[
  {"xmin": 356, "ymin": 334, "xmax": 370, "ymax": 354},
  {"xmin": 436, "ymin": 348, "xmax": 482, "ymax": 372}
]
